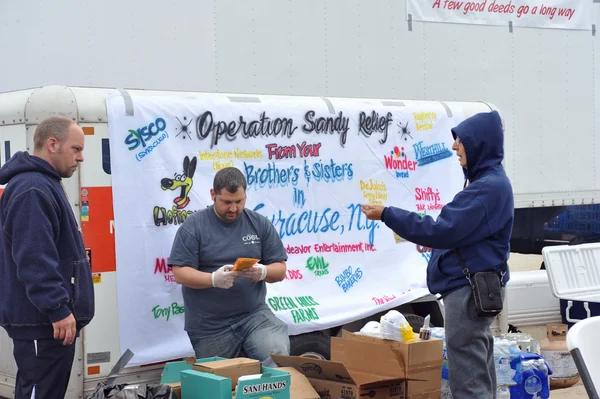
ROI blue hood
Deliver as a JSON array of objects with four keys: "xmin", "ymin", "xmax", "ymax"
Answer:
[
  {"xmin": 451, "ymin": 110, "xmax": 504, "ymax": 182},
  {"xmin": 0, "ymin": 152, "xmax": 61, "ymax": 185}
]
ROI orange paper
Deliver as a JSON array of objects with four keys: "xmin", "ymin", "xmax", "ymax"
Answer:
[{"xmin": 233, "ymin": 257, "xmax": 259, "ymax": 271}]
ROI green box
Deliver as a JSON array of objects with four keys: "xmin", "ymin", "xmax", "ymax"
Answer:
[
  {"xmin": 162, "ymin": 357, "xmax": 290, "ymax": 399},
  {"xmin": 181, "ymin": 369, "xmax": 232, "ymax": 399},
  {"xmin": 160, "ymin": 359, "xmax": 194, "ymax": 384},
  {"xmin": 161, "ymin": 357, "xmax": 228, "ymax": 399},
  {"xmin": 177, "ymin": 361, "xmax": 290, "ymax": 399}
]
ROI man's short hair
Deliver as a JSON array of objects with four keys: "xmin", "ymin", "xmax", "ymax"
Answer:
[
  {"xmin": 33, "ymin": 116, "xmax": 74, "ymax": 150},
  {"xmin": 213, "ymin": 167, "xmax": 247, "ymax": 194}
]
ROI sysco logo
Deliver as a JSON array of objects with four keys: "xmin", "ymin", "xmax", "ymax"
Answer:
[{"xmin": 125, "ymin": 118, "xmax": 169, "ymax": 162}]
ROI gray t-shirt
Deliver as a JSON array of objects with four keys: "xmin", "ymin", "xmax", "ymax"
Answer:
[{"xmin": 168, "ymin": 205, "xmax": 287, "ymax": 335}]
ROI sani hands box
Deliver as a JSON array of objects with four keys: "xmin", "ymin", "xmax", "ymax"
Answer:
[{"xmin": 173, "ymin": 357, "xmax": 291, "ymax": 399}]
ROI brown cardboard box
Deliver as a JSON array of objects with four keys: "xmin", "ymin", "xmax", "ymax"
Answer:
[
  {"xmin": 272, "ymin": 355, "xmax": 406, "ymax": 399},
  {"xmin": 407, "ymin": 391, "xmax": 441, "ymax": 399},
  {"xmin": 166, "ymin": 382, "xmax": 181, "ymax": 399},
  {"xmin": 185, "ymin": 356, "xmax": 197, "ymax": 364},
  {"xmin": 277, "ymin": 367, "xmax": 321, "ymax": 399},
  {"xmin": 193, "ymin": 357, "xmax": 261, "ymax": 388},
  {"xmin": 331, "ymin": 330, "xmax": 442, "ymax": 398}
]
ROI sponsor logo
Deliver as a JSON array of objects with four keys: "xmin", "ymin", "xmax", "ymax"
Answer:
[
  {"xmin": 125, "ymin": 118, "xmax": 169, "ymax": 162},
  {"xmin": 154, "ymin": 156, "xmax": 199, "ymax": 227},
  {"xmin": 383, "ymin": 146, "xmax": 418, "ymax": 178},
  {"xmin": 305, "ymin": 256, "xmax": 330, "ymax": 277},
  {"xmin": 243, "ymin": 234, "xmax": 261, "ymax": 244},
  {"xmin": 242, "ymin": 381, "xmax": 287, "ymax": 394},
  {"xmin": 413, "ymin": 141, "xmax": 452, "ymax": 166}
]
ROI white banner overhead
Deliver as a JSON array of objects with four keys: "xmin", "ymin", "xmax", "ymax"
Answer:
[
  {"xmin": 407, "ymin": 0, "xmax": 592, "ymax": 30},
  {"xmin": 106, "ymin": 93, "xmax": 467, "ymax": 366}
]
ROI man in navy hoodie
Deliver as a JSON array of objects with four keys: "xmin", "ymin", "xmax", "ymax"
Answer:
[
  {"xmin": 362, "ymin": 110, "xmax": 514, "ymax": 398},
  {"xmin": 0, "ymin": 116, "xmax": 95, "ymax": 399}
]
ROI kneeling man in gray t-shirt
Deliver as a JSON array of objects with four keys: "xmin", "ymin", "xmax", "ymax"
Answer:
[{"xmin": 168, "ymin": 167, "xmax": 289, "ymax": 367}]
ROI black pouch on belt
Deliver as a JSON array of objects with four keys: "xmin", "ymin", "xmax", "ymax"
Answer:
[{"xmin": 455, "ymin": 249, "xmax": 505, "ymax": 318}]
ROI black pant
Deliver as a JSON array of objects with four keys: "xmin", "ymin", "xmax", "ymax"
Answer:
[{"xmin": 12, "ymin": 339, "xmax": 76, "ymax": 399}]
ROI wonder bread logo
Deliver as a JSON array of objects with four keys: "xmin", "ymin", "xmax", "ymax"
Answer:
[{"xmin": 242, "ymin": 381, "xmax": 287, "ymax": 395}]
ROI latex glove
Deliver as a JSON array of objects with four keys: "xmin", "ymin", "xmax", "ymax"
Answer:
[
  {"xmin": 240, "ymin": 264, "xmax": 268, "ymax": 282},
  {"xmin": 211, "ymin": 265, "xmax": 241, "ymax": 289}
]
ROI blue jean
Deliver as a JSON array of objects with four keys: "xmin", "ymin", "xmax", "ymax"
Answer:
[{"xmin": 187, "ymin": 305, "xmax": 290, "ymax": 368}]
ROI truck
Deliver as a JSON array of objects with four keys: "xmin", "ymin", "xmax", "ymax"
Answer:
[{"xmin": 0, "ymin": 0, "xmax": 598, "ymax": 397}]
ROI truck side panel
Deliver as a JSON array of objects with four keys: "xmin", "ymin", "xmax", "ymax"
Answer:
[{"xmin": 0, "ymin": 0, "xmax": 598, "ymax": 208}]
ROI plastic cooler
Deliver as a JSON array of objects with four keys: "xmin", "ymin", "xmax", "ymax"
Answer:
[
  {"xmin": 542, "ymin": 242, "xmax": 600, "ymax": 399},
  {"xmin": 542, "ymin": 242, "xmax": 600, "ymax": 323},
  {"xmin": 505, "ymin": 269, "xmax": 562, "ymax": 327}
]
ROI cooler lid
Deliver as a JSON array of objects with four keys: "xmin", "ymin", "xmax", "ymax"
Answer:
[{"xmin": 542, "ymin": 243, "xmax": 600, "ymax": 303}]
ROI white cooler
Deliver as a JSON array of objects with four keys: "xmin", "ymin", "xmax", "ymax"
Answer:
[{"xmin": 504, "ymin": 270, "xmax": 562, "ymax": 328}]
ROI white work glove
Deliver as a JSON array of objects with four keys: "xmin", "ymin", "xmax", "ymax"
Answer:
[
  {"xmin": 211, "ymin": 265, "xmax": 241, "ymax": 289},
  {"xmin": 240, "ymin": 264, "xmax": 267, "ymax": 282}
]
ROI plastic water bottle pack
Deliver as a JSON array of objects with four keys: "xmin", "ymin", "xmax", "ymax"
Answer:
[
  {"xmin": 494, "ymin": 338, "xmax": 521, "ymax": 386},
  {"xmin": 509, "ymin": 354, "xmax": 552, "ymax": 399}
]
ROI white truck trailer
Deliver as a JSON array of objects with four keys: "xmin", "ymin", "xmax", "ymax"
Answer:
[{"xmin": 0, "ymin": 0, "xmax": 598, "ymax": 397}]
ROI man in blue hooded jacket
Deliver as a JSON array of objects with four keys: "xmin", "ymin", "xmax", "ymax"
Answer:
[
  {"xmin": 0, "ymin": 116, "xmax": 95, "ymax": 399},
  {"xmin": 362, "ymin": 110, "xmax": 514, "ymax": 398}
]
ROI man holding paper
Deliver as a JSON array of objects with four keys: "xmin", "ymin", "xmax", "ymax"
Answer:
[{"xmin": 168, "ymin": 167, "xmax": 290, "ymax": 367}]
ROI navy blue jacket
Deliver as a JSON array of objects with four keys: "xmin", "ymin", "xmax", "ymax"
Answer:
[
  {"xmin": 382, "ymin": 111, "xmax": 514, "ymax": 296},
  {"xmin": 0, "ymin": 152, "xmax": 95, "ymax": 339}
]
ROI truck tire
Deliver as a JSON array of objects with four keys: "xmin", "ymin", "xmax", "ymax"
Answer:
[
  {"xmin": 404, "ymin": 313, "xmax": 428, "ymax": 333},
  {"xmin": 289, "ymin": 331, "xmax": 331, "ymax": 360}
]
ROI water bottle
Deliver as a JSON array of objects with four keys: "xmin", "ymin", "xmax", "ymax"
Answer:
[
  {"xmin": 494, "ymin": 338, "xmax": 517, "ymax": 386},
  {"xmin": 497, "ymin": 385, "xmax": 511, "ymax": 399}
]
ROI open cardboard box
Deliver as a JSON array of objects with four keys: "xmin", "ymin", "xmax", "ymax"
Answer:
[
  {"xmin": 162, "ymin": 356, "xmax": 319, "ymax": 399},
  {"xmin": 193, "ymin": 357, "xmax": 261, "ymax": 388},
  {"xmin": 277, "ymin": 367, "xmax": 320, "ymax": 399},
  {"xmin": 331, "ymin": 330, "xmax": 443, "ymax": 398},
  {"xmin": 272, "ymin": 355, "xmax": 406, "ymax": 399}
]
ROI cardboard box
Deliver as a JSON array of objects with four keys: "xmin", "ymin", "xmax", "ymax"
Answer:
[
  {"xmin": 272, "ymin": 355, "xmax": 406, "ymax": 399},
  {"xmin": 166, "ymin": 382, "xmax": 181, "ymax": 399},
  {"xmin": 193, "ymin": 357, "xmax": 261, "ymax": 388},
  {"xmin": 180, "ymin": 358, "xmax": 291, "ymax": 399},
  {"xmin": 234, "ymin": 368, "xmax": 291, "ymax": 399},
  {"xmin": 331, "ymin": 330, "xmax": 442, "ymax": 398},
  {"xmin": 277, "ymin": 367, "xmax": 320, "ymax": 399},
  {"xmin": 186, "ymin": 356, "xmax": 197, "ymax": 364},
  {"xmin": 406, "ymin": 391, "xmax": 441, "ymax": 399}
]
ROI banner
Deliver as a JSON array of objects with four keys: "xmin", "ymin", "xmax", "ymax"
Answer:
[
  {"xmin": 407, "ymin": 0, "xmax": 592, "ymax": 30},
  {"xmin": 106, "ymin": 94, "xmax": 466, "ymax": 366}
]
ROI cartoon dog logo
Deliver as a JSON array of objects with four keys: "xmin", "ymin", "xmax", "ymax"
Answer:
[{"xmin": 161, "ymin": 156, "xmax": 197, "ymax": 209}]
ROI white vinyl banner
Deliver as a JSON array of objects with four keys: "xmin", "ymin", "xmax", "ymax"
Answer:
[
  {"xmin": 407, "ymin": 0, "xmax": 592, "ymax": 30},
  {"xmin": 106, "ymin": 94, "xmax": 466, "ymax": 366}
]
